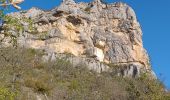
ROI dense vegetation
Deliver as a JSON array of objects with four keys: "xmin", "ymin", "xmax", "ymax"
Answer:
[{"xmin": 0, "ymin": 47, "xmax": 169, "ymax": 100}]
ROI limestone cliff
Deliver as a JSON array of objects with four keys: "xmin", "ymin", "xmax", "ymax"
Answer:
[{"xmin": 0, "ymin": 0, "xmax": 154, "ymax": 77}]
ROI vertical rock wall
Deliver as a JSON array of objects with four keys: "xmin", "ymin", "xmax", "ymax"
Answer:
[{"xmin": 0, "ymin": 0, "xmax": 153, "ymax": 77}]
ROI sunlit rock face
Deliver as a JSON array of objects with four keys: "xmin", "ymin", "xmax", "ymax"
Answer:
[{"xmin": 0, "ymin": 0, "xmax": 153, "ymax": 77}]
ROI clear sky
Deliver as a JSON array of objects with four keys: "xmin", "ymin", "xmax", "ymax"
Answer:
[{"xmin": 5, "ymin": 0, "xmax": 170, "ymax": 89}]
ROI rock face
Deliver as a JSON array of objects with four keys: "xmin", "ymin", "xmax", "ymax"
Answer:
[{"xmin": 0, "ymin": 0, "xmax": 153, "ymax": 77}]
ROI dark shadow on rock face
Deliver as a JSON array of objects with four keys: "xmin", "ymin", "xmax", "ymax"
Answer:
[
  {"xmin": 66, "ymin": 15, "xmax": 82, "ymax": 26},
  {"xmin": 53, "ymin": 10, "xmax": 64, "ymax": 17}
]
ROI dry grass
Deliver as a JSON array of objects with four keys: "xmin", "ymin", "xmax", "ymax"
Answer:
[{"xmin": 0, "ymin": 47, "xmax": 169, "ymax": 100}]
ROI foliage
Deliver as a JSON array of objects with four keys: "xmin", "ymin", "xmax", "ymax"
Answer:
[
  {"xmin": 0, "ymin": 87, "xmax": 16, "ymax": 100},
  {"xmin": 38, "ymin": 31, "xmax": 48, "ymax": 40},
  {"xmin": 0, "ymin": 0, "xmax": 24, "ymax": 10},
  {"xmin": 4, "ymin": 16, "xmax": 24, "ymax": 33},
  {"xmin": 0, "ymin": 0, "xmax": 6, "ymax": 3},
  {"xmin": 3, "ymin": 16, "xmax": 35, "ymax": 33},
  {"xmin": 0, "ymin": 47, "xmax": 169, "ymax": 100},
  {"xmin": 0, "ymin": 15, "xmax": 36, "ymax": 46}
]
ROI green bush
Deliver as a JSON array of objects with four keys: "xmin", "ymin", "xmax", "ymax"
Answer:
[{"xmin": 0, "ymin": 87, "xmax": 16, "ymax": 100}]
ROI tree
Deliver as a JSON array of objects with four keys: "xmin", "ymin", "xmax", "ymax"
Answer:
[
  {"xmin": 0, "ymin": 0, "xmax": 24, "ymax": 25},
  {"xmin": 0, "ymin": 0, "xmax": 24, "ymax": 10}
]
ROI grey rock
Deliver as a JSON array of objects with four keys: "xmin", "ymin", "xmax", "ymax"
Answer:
[
  {"xmin": 0, "ymin": 34, "xmax": 4, "ymax": 40},
  {"xmin": 48, "ymin": 28, "xmax": 63, "ymax": 38},
  {"xmin": 126, "ymin": 6, "xmax": 137, "ymax": 20},
  {"xmin": 114, "ymin": 62, "xmax": 144, "ymax": 78},
  {"xmin": 63, "ymin": 0, "xmax": 75, "ymax": 5},
  {"xmin": 38, "ymin": 16, "xmax": 49, "ymax": 24},
  {"xmin": 0, "ymin": 36, "xmax": 12, "ymax": 47},
  {"xmin": 0, "ymin": 1, "xmax": 154, "ymax": 78},
  {"xmin": 24, "ymin": 7, "xmax": 44, "ymax": 18}
]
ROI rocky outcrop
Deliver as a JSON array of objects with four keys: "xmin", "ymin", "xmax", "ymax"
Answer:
[{"xmin": 0, "ymin": 0, "xmax": 154, "ymax": 77}]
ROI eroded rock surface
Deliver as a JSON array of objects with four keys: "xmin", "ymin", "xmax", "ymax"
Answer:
[{"xmin": 0, "ymin": 0, "xmax": 153, "ymax": 77}]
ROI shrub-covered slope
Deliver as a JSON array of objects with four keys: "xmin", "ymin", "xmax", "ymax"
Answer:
[{"xmin": 0, "ymin": 47, "xmax": 169, "ymax": 100}]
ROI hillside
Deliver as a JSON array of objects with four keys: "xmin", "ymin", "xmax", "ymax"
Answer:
[{"xmin": 0, "ymin": 0, "xmax": 169, "ymax": 100}]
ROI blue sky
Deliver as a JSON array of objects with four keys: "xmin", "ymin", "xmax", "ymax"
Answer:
[{"xmin": 4, "ymin": 0, "xmax": 170, "ymax": 89}]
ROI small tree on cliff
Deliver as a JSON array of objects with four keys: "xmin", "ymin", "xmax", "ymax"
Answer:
[
  {"xmin": 0, "ymin": 0, "xmax": 24, "ymax": 10},
  {"xmin": 0, "ymin": 0, "xmax": 24, "ymax": 25},
  {"xmin": 0, "ymin": 0, "xmax": 24, "ymax": 17}
]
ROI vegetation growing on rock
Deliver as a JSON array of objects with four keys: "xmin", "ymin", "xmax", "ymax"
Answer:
[{"xmin": 0, "ymin": 47, "xmax": 169, "ymax": 100}]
